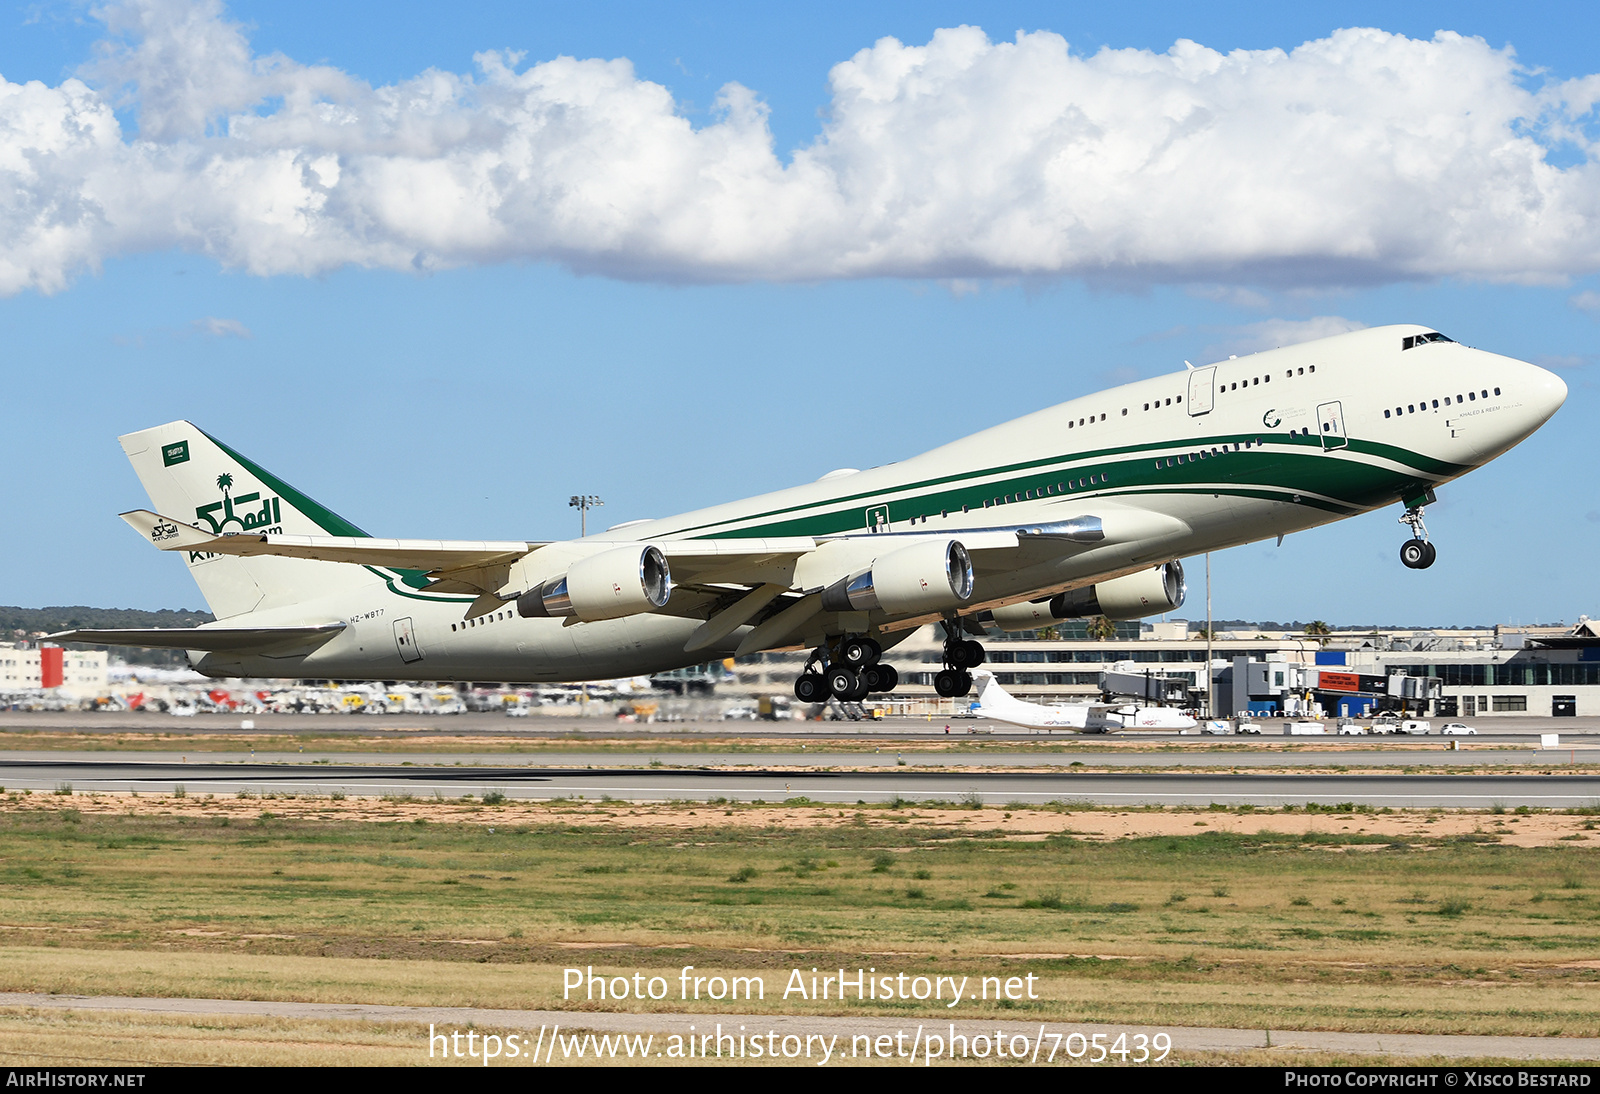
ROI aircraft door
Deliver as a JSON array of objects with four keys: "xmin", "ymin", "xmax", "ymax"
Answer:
[
  {"xmin": 1186, "ymin": 367, "xmax": 1216, "ymax": 416},
  {"xmin": 393, "ymin": 617, "xmax": 424, "ymax": 663},
  {"xmin": 1316, "ymin": 401, "xmax": 1348, "ymax": 450}
]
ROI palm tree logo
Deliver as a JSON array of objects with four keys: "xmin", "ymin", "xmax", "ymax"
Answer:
[{"xmin": 216, "ymin": 473, "xmax": 233, "ymax": 498}]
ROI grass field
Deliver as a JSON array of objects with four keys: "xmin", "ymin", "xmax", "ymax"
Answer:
[{"xmin": 1, "ymin": 795, "xmax": 1597, "ymax": 1051}]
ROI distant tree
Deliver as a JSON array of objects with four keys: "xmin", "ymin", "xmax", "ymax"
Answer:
[
  {"xmin": 1087, "ymin": 615, "xmax": 1117, "ymax": 641},
  {"xmin": 1036, "ymin": 625, "xmax": 1060, "ymax": 640},
  {"xmin": 1304, "ymin": 620, "xmax": 1333, "ymax": 647},
  {"xmin": 1192, "ymin": 627, "xmax": 1213, "ymax": 640}
]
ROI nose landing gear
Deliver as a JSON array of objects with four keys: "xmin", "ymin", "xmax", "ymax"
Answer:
[{"xmin": 1398, "ymin": 504, "xmax": 1436, "ymax": 570}]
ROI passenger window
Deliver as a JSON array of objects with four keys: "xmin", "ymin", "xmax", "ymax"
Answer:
[
  {"xmin": 1252, "ymin": 378, "xmax": 1258, "ymax": 385},
  {"xmin": 1385, "ymin": 409, "xmax": 1391, "ymax": 418},
  {"xmin": 1263, "ymin": 375, "xmax": 1269, "ymax": 383},
  {"xmin": 1468, "ymin": 392, "xmax": 1475, "ymax": 400},
  {"xmin": 1444, "ymin": 397, "xmax": 1451, "ymax": 406},
  {"xmin": 1432, "ymin": 399, "xmax": 1439, "ymax": 408},
  {"xmin": 1481, "ymin": 390, "xmax": 1488, "ymax": 398},
  {"xmin": 1309, "ymin": 365, "xmax": 1315, "ymax": 373},
  {"xmin": 1297, "ymin": 368, "xmax": 1303, "ymax": 375},
  {"xmin": 1143, "ymin": 403, "xmax": 1149, "ymax": 411},
  {"xmin": 1494, "ymin": 387, "xmax": 1500, "ymax": 396},
  {"xmin": 1408, "ymin": 405, "xmax": 1414, "ymax": 413},
  {"xmin": 1456, "ymin": 393, "xmax": 1464, "ymax": 402}
]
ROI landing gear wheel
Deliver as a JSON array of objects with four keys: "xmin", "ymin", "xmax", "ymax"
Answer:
[
  {"xmin": 862, "ymin": 664, "xmax": 900, "ymax": 693},
  {"xmin": 946, "ymin": 640, "xmax": 985, "ymax": 669},
  {"xmin": 934, "ymin": 669, "xmax": 973, "ymax": 698},
  {"xmin": 1400, "ymin": 539, "xmax": 1435, "ymax": 569},
  {"xmin": 840, "ymin": 637, "xmax": 881, "ymax": 668},
  {"xmin": 827, "ymin": 666, "xmax": 869, "ymax": 702},
  {"xmin": 794, "ymin": 673, "xmax": 829, "ymax": 703}
]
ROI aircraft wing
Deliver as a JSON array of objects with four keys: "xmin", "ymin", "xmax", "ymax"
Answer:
[
  {"xmin": 47, "ymin": 623, "xmax": 346, "ymax": 653},
  {"xmin": 121, "ymin": 510, "xmax": 537, "ymax": 573}
]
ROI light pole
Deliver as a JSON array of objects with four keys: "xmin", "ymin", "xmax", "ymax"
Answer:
[
  {"xmin": 569, "ymin": 495, "xmax": 603, "ymax": 537},
  {"xmin": 1205, "ymin": 552, "xmax": 1214, "ymax": 720}
]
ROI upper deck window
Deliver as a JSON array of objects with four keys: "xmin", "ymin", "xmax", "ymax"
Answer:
[{"xmin": 1402, "ymin": 332, "xmax": 1455, "ymax": 350}]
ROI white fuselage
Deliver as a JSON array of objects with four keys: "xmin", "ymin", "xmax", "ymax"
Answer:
[{"xmin": 969, "ymin": 670, "xmax": 1196, "ymax": 732}]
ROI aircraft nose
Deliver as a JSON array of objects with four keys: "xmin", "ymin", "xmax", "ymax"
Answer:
[{"xmin": 1527, "ymin": 362, "xmax": 1569, "ymax": 424}]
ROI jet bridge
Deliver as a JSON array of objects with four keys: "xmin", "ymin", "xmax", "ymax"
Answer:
[{"xmin": 1099, "ymin": 669, "xmax": 1191, "ymax": 705}]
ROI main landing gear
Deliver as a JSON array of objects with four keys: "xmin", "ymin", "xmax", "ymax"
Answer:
[
  {"xmin": 793, "ymin": 636, "xmax": 901, "ymax": 703},
  {"xmin": 792, "ymin": 630, "xmax": 989, "ymax": 703},
  {"xmin": 1398, "ymin": 504, "xmax": 1437, "ymax": 570},
  {"xmin": 934, "ymin": 634, "xmax": 986, "ymax": 699}
]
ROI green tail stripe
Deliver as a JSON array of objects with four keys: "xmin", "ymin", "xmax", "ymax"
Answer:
[{"xmin": 200, "ymin": 427, "xmax": 371, "ymax": 539}]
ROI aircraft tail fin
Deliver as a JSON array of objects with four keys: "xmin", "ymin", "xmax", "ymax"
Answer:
[
  {"xmin": 970, "ymin": 668, "xmax": 1010, "ymax": 709},
  {"xmin": 119, "ymin": 422, "xmax": 379, "ymax": 619}
]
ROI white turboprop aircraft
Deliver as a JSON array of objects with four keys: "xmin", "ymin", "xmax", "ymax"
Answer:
[
  {"xmin": 967, "ymin": 670, "xmax": 1196, "ymax": 732},
  {"xmin": 56, "ymin": 326, "xmax": 1565, "ymax": 702}
]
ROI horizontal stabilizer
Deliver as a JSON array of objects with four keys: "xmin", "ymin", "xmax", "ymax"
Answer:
[
  {"xmin": 120, "ymin": 510, "xmax": 536, "ymax": 574},
  {"xmin": 47, "ymin": 623, "xmax": 347, "ymax": 653}
]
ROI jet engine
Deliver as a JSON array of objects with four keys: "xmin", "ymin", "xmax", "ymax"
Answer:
[
  {"xmin": 820, "ymin": 539, "xmax": 975, "ymax": 616},
  {"xmin": 517, "ymin": 545, "xmax": 672, "ymax": 622},
  {"xmin": 988, "ymin": 560, "xmax": 1186, "ymax": 630}
]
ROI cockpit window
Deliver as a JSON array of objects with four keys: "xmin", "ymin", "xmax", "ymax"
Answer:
[{"xmin": 1402, "ymin": 332, "xmax": 1455, "ymax": 350}]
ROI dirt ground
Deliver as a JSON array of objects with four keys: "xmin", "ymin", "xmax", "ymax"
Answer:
[{"xmin": 14, "ymin": 791, "xmax": 1597, "ymax": 848}]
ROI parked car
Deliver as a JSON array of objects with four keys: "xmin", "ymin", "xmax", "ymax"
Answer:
[
  {"xmin": 1440, "ymin": 722, "xmax": 1478, "ymax": 735},
  {"xmin": 1398, "ymin": 719, "xmax": 1432, "ymax": 735}
]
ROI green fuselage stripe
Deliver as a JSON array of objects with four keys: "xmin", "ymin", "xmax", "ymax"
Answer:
[{"xmin": 669, "ymin": 431, "xmax": 1449, "ymax": 541}]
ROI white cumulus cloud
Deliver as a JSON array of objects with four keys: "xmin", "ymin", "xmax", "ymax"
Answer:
[
  {"xmin": 192, "ymin": 316, "xmax": 250, "ymax": 338},
  {"xmin": 1, "ymin": 0, "xmax": 1599, "ymax": 295}
]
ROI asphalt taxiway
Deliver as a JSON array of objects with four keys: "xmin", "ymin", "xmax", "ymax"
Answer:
[{"xmin": 7, "ymin": 756, "xmax": 1599, "ymax": 807}]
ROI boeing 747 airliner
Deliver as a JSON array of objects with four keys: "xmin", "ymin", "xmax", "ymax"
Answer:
[{"xmin": 57, "ymin": 325, "xmax": 1566, "ymax": 702}]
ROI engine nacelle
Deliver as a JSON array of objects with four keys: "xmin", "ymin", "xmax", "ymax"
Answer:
[
  {"xmin": 989, "ymin": 561, "xmax": 1186, "ymax": 630},
  {"xmin": 517, "ymin": 545, "xmax": 672, "ymax": 622},
  {"xmin": 820, "ymin": 539, "xmax": 975, "ymax": 616}
]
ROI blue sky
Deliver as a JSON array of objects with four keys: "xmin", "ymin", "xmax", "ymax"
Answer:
[{"xmin": 1, "ymin": 0, "xmax": 1596, "ymax": 626}]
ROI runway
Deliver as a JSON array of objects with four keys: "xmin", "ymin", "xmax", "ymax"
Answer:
[
  {"xmin": 6, "ymin": 710, "xmax": 1599, "ymax": 741},
  {"xmin": 10, "ymin": 757, "xmax": 1600, "ymax": 807},
  {"xmin": 3, "ymin": 992, "xmax": 1594, "ymax": 1064}
]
